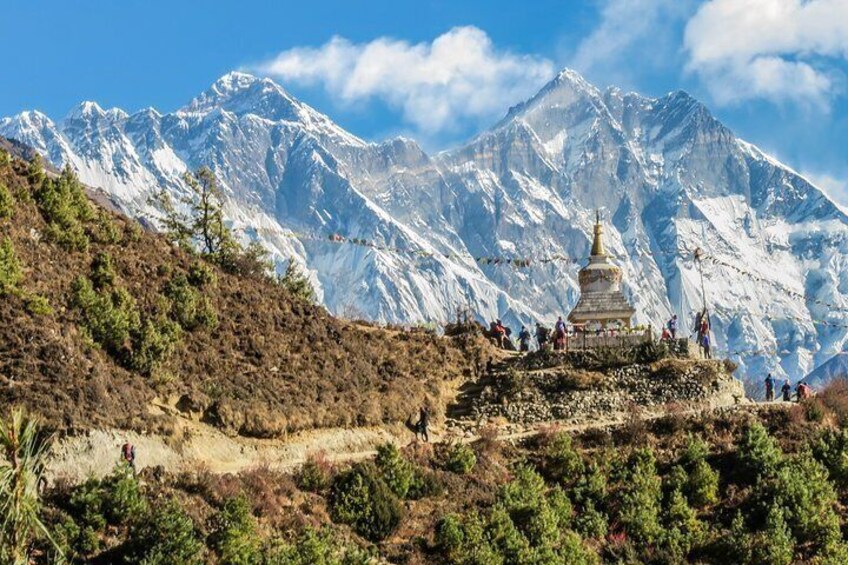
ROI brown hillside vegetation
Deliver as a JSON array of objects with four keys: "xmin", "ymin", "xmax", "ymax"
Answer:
[{"xmin": 0, "ymin": 150, "xmax": 488, "ymax": 438}]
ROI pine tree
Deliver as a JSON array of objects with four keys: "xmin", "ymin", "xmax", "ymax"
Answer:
[
  {"xmin": 618, "ymin": 448, "xmax": 662, "ymax": 545},
  {"xmin": 756, "ymin": 505, "xmax": 794, "ymax": 565},
  {"xmin": 152, "ymin": 167, "xmax": 236, "ymax": 261},
  {"xmin": 279, "ymin": 258, "xmax": 316, "ymax": 303}
]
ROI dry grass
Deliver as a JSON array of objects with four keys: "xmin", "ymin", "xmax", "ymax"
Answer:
[{"xmin": 0, "ymin": 156, "xmax": 490, "ymax": 438}]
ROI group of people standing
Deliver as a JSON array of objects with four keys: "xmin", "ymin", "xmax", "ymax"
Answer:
[
  {"xmin": 660, "ymin": 309, "xmax": 712, "ymax": 359},
  {"xmin": 490, "ymin": 317, "xmax": 569, "ymax": 352},
  {"xmin": 764, "ymin": 373, "xmax": 813, "ymax": 403}
]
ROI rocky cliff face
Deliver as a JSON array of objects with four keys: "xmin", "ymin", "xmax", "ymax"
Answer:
[{"xmin": 3, "ymin": 69, "xmax": 847, "ymax": 385}]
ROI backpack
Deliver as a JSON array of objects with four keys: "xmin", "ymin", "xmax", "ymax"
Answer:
[{"xmin": 122, "ymin": 443, "xmax": 135, "ymax": 461}]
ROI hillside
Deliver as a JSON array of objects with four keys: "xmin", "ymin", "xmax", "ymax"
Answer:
[
  {"xmin": 20, "ymin": 381, "xmax": 848, "ymax": 564},
  {"xmin": 0, "ymin": 148, "xmax": 487, "ymax": 438},
  {"xmin": 3, "ymin": 70, "xmax": 848, "ymax": 386}
]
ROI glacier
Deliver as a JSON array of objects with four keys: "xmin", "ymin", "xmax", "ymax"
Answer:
[{"xmin": 3, "ymin": 68, "xmax": 848, "ymax": 388}]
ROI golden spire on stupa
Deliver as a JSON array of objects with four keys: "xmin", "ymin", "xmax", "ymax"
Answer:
[{"xmin": 590, "ymin": 209, "xmax": 606, "ymax": 257}]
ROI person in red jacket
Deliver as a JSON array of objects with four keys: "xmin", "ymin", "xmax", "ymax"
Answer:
[{"xmin": 121, "ymin": 442, "xmax": 136, "ymax": 474}]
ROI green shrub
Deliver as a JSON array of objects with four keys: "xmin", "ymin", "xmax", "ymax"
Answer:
[
  {"xmin": 329, "ymin": 463, "xmax": 402, "ymax": 542},
  {"xmin": 263, "ymin": 527, "xmax": 372, "ymax": 565},
  {"xmin": 374, "ymin": 443, "xmax": 414, "ymax": 498},
  {"xmin": 129, "ymin": 317, "xmax": 182, "ymax": 376},
  {"xmin": 541, "ymin": 430, "xmax": 583, "ymax": 483},
  {"xmin": 0, "ymin": 182, "xmax": 14, "ymax": 218},
  {"xmin": 573, "ymin": 461, "xmax": 607, "ymax": 506},
  {"xmin": 52, "ymin": 511, "xmax": 85, "ymax": 561},
  {"xmin": 407, "ymin": 467, "xmax": 443, "ymax": 499},
  {"xmin": 187, "ymin": 261, "xmax": 217, "ymax": 288},
  {"xmin": 485, "ymin": 507, "xmax": 528, "ymax": 564},
  {"xmin": 165, "ymin": 274, "xmax": 218, "ymax": 331},
  {"xmin": 92, "ymin": 209, "xmax": 121, "ymax": 244},
  {"xmin": 71, "ymin": 276, "xmax": 139, "ymax": 355},
  {"xmin": 682, "ymin": 435, "xmax": 709, "ymax": 466},
  {"xmin": 61, "ymin": 463, "xmax": 146, "ymax": 556},
  {"xmin": 727, "ymin": 511, "xmax": 752, "ymax": 564},
  {"xmin": 435, "ymin": 514, "xmax": 467, "ymax": 563},
  {"xmin": 90, "ymin": 252, "xmax": 117, "ymax": 290},
  {"xmin": 517, "ymin": 502, "xmax": 559, "ymax": 547},
  {"xmin": 558, "ymin": 529, "xmax": 600, "ymax": 565},
  {"xmin": 278, "ymin": 257, "xmax": 315, "ymax": 302},
  {"xmin": 435, "ymin": 512, "xmax": 503, "ymax": 565},
  {"xmin": 125, "ymin": 498, "xmax": 203, "ymax": 565},
  {"xmin": 737, "ymin": 422, "xmax": 783, "ymax": 482},
  {"xmin": 209, "ymin": 496, "xmax": 261, "ymax": 565},
  {"xmin": 573, "ymin": 500, "xmax": 607, "ymax": 540},
  {"xmin": 24, "ymin": 294, "xmax": 52, "ymax": 316},
  {"xmin": 101, "ymin": 463, "xmax": 147, "ymax": 526},
  {"xmin": 444, "ymin": 443, "xmax": 477, "ymax": 475},
  {"xmin": 296, "ymin": 453, "xmax": 332, "ymax": 493},
  {"xmin": 659, "ymin": 489, "xmax": 704, "ymax": 563},
  {"xmin": 814, "ymin": 428, "xmax": 848, "ymax": 489},
  {"xmin": 65, "ymin": 478, "xmax": 107, "ymax": 555},
  {"xmin": 754, "ymin": 504, "xmax": 794, "ymax": 565},
  {"xmin": 688, "ymin": 459, "xmax": 719, "ymax": 508},
  {"xmin": 665, "ymin": 464, "xmax": 688, "ymax": 495},
  {"xmin": 33, "ymin": 166, "xmax": 93, "ymax": 251},
  {"xmin": 618, "ymin": 448, "xmax": 662, "ymax": 545},
  {"xmin": 28, "ymin": 154, "xmax": 46, "ymax": 185},
  {"xmin": 0, "ymin": 237, "xmax": 23, "ymax": 295},
  {"xmin": 547, "ymin": 486, "xmax": 573, "ymax": 529},
  {"xmin": 498, "ymin": 465, "xmax": 547, "ymax": 514},
  {"xmin": 771, "ymin": 451, "xmax": 841, "ymax": 549},
  {"xmin": 72, "ymin": 272, "xmax": 181, "ymax": 375}
]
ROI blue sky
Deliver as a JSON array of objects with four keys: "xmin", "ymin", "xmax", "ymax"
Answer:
[{"xmin": 2, "ymin": 0, "xmax": 847, "ymax": 201}]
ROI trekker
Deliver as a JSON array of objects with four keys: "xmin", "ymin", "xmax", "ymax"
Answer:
[
  {"xmin": 693, "ymin": 310, "xmax": 703, "ymax": 341},
  {"xmin": 554, "ymin": 317, "xmax": 566, "ymax": 351},
  {"xmin": 518, "ymin": 326, "xmax": 531, "ymax": 352},
  {"xmin": 781, "ymin": 379, "xmax": 792, "ymax": 402},
  {"xmin": 417, "ymin": 406, "xmax": 430, "ymax": 442},
  {"xmin": 765, "ymin": 373, "xmax": 775, "ymax": 402},
  {"xmin": 701, "ymin": 332, "xmax": 711, "ymax": 359},
  {"xmin": 668, "ymin": 315, "xmax": 678, "ymax": 339},
  {"xmin": 492, "ymin": 320, "xmax": 506, "ymax": 349},
  {"xmin": 661, "ymin": 327, "xmax": 671, "ymax": 341},
  {"xmin": 797, "ymin": 382, "xmax": 813, "ymax": 401},
  {"xmin": 121, "ymin": 442, "xmax": 136, "ymax": 473},
  {"xmin": 535, "ymin": 323, "xmax": 549, "ymax": 351}
]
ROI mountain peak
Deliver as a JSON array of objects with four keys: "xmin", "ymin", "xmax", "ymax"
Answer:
[
  {"xmin": 553, "ymin": 68, "xmax": 596, "ymax": 91},
  {"xmin": 66, "ymin": 100, "xmax": 104, "ymax": 120},
  {"xmin": 210, "ymin": 71, "xmax": 263, "ymax": 95},
  {"xmin": 63, "ymin": 101, "xmax": 128, "ymax": 123},
  {"xmin": 179, "ymin": 71, "xmax": 296, "ymax": 118},
  {"xmin": 14, "ymin": 110, "xmax": 53, "ymax": 126},
  {"xmin": 495, "ymin": 67, "xmax": 603, "ymax": 130}
]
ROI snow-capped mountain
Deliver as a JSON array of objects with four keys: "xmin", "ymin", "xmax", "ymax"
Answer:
[{"xmin": 3, "ymin": 69, "xmax": 848, "ymax": 384}]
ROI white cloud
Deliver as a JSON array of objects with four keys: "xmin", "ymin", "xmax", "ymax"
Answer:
[
  {"xmin": 572, "ymin": 0, "xmax": 693, "ymax": 83},
  {"xmin": 684, "ymin": 0, "xmax": 848, "ymax": 107},
  {"xmin": 256, "ymin": 26, "xmax": 554, "ymax": 135},
  {"xmin": 803, "ymin": 171, "xmax": 848, "ymax": 205}
]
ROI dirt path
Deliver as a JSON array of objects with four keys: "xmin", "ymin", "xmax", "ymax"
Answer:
[{"xmin": 44, "ymin": 394, "xmax": 786, "ymax": 483}]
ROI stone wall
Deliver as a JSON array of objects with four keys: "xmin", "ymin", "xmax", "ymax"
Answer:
[{"xmin": 458, "ymin": 357, "xmax": 746, "ymax": 428}]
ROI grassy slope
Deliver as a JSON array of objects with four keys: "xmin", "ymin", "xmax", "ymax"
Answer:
[{"xmin": 0, "ymin": 153, "xmax": 488, "ymax": 437}]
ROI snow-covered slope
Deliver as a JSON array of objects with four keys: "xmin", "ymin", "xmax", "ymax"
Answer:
[
  {"xmin": 3, "ymin": 69, "xmax": 848, "ymax": 385},
  {"xmin": 805, "ymin": 353, "xmax": 848, "ymax": 389}
]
